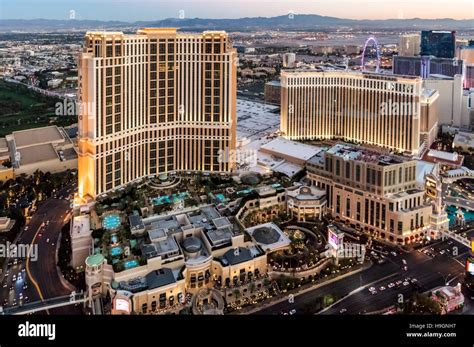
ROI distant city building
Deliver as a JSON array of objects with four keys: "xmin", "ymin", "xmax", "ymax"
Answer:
[
  {"xmin": 393, "ymin": 55, "xmax": 463, "ymax": 78},
  {"xmin": 264, "ymin": 80, "xmax": 281, "ymax": 105},
  {"xmin": 78, "ymin": 29, "xmax": 237, "ymax": 200},
  {"xmin": 280, "ymin": 70, "xmax": 435, "ymax": 154},
  {"xmin": 398, "ymin": 34, "xmax": 420, "ymax": 56},
  {"xmin": 420, "ymin": 30, "xmax": 456, "ymax": 58},
  {"xmin": 458, "ymin": 45, "xmax": 474, "ymax": 89},
  {"xmin": 282, "ymin": 53, "xmax": 296, "ymax": 68},
  {"xmin": 47, "ymin": 78, "xmax": 62, "ymax": 88},
  {"xmin": 307, "ymin": 144, "xmax": 433, "ymax": 245},
  {"xmin": 423, "ymin": 75, "xmax": 473, "ymax": 129}
]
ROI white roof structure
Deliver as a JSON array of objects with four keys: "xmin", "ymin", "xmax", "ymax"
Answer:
[
  {"xmin": 260, "ymin": 137, "xmax": 322, "ymax": 162},
  {"xmin": 426, "ymin": 150, "xmax": 458, "ymax": 162}
]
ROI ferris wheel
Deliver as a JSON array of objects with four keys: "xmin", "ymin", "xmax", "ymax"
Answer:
[{"xmin": 361, "ymin": 35, "xmax": 381, "ymax": 73}]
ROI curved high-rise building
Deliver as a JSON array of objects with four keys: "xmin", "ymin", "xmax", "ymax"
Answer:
[
  {"xmin": 78, "ymin": 29, "xmax": 237, "ymax": 199},
  {"xmin": 280, "ymin": 70, "xmax": 429, "ymax": 154}
]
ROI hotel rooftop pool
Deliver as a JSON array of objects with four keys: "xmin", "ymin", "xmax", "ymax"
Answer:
[
  {"xmin": 110, "ymin": 246, "xmax": 122, "ymax": 257},
  {"xmin": 152, "ymin": 192, "xmax": 189, "ymax": 206},
  {"xmin": 124, "ymin": 260, "xmax": 139, "ymax": 269},
  {"xmin": 103, "ymin": 214, "xmax": 121, "ymax": 230}
]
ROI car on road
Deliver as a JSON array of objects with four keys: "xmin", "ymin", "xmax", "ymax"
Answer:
[
  {"xmin": 388, "ymin": 283, "xmax": 395, "ymax": 289},
  {"xmin": 369, "ymin": 287, "xmax": 376, "ymax": 292},
  {"xmin": 379, "ymin": 286, "xmax": 386, "ymax": 291},
  {"xmin": 19, "ymin": 293, "xmax": 23, "ymax": 300},
  {"xmin": 46, "ymin": 238, "xmax": 50, "ymax": 243},
  {"xmin": 395, "ymin": 280, "xmax": 403, "ymax": 287},
  {"xmin": 12, "ymin": 274, "xmax": 16, "ymax": 281},
  {"xmin": 403, "ymin": 281, "xmax": 410, "ymax": 286},
  {"xmin": 12, "ymin": 298, "xmax": 17, "ymax": 306},
  {"xmin": 339, "ymin": 308, "xmax": 347, "ymax": 314},
  {"xmin": 391, "ymin": 251, "xmax": 397, "ymax": 257},
  {"xmin": 289, "ymin": 309, "xmax": 296, "ymax": 315},
  {"xmin": 22, "ymin": 283, "xmax": 28, "ymax": 290},
  {"xmin": 411, "ymin": 278, "xmax": 418, "ymax": 283},
  {"xmin": 403, "ymin": 266, "xmax": 408, "ymax": 271}
]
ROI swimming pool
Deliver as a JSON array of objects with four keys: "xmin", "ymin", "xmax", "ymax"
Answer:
[
  {"xmin": 237, "ymin": 188, "xmax": 254, "ymax": 195},
  {"xmin": 110, "ymin": 246, "xmax": 122, "ymax": 257},
  {"xmin": 152, "ymin": 192, "xmax": 189, "ymax": 205},
  {"xmin": 215, "ymin": 193, "xmax": 226, "ymax": 202},
  {"xmin": 103, "ymin": 214, "xmax": 121, "ymax": 230},
  {"xmin": 124, "ymin": 260, "xmax": 139, "ymax": 269},
  {"xmin": 447, "ymin": 206, "xmax": 474, "ymax": 225},
  {"xmin": 110, "ymin": 234, "xmax": 118, "ymax": 244}
]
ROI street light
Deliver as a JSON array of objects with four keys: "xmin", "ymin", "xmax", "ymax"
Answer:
[{"xmin": 438, "ymin": 272, "xmax": 451, "ymax": 286}]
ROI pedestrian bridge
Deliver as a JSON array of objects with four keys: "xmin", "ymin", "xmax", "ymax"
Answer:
[
  {"xmin": 0, "ymin": 292, "xmax": 86, "ymax": 315},
  {"xmin": 442, "ymin": 167, "xmax": 474, "ymax": 184},
  {"xmin": 444, "ymin": 196, "xmax": 474, "ymax": 212},
  {"xmin": 439, "ymin": 228, "xmax": 471, "ymax": 248}
]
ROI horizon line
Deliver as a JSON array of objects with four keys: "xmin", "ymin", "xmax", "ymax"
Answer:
[{"xmin": 2, "ymin": 13, "xmax": 474, "ymax": 22}]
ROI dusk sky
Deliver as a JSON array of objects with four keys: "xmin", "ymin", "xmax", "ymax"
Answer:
[{"xmin": 2, "ymin": 0, "xmax": 474, "ymax": 21}]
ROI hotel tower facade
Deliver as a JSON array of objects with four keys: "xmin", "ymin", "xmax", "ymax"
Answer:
[
  {"xmin": 280, "ymin": 71, "xmax": 428, "ymax": 154},
  {"xmin": 78, "ymin": 29, "xmax": 237, "ymax": 199}
]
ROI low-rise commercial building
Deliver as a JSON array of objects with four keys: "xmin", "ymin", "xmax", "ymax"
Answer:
[
  {"xmin": 1, "ymin": 125, "xmax": 77, "ymax": 176},
  {"xmin": 85, "ymin": 205, "xmax": 268, "ymax": 314}
]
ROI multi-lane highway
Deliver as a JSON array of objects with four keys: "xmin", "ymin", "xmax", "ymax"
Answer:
[
  {"xmin": 254, "ymin": 229, "xmax": 472, "ymax": 315},
  {"xmin": 0, "ymin": 183, "xmax": 81, "ymax": 314}
]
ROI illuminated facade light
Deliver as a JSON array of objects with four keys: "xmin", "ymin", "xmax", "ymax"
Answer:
[
  {"xmin": 78, "ymin": 29, "xmax": 237, "ymax": 199},
  {"xmin": 280, "ymin": 70, "xmax": 427, "ymax": 154}
]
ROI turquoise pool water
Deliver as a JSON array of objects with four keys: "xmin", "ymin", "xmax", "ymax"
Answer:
[
  {"xmin": 271, "ymin": 183, "xmax": 281, "ymax": 188},
  {"xmin": 152, "ymin": 192, "xmax": 189, "ymax": 205},
  {"xmin": 103, "ymin": 214, "xmax": 121, "ymax": 230},
  {"xmin": 110, "ymin": 234, "xmax": 118, "ymax": 244},
  {"xmin": 124, "ymin": 260, "xmax": 139, "ymax": 269},
  {"xmin": 447, "ymin": 206, "xmax": 474, "ymax": 225},
  {"xmin": 237, "ymin": 188, "xmax": 254, "ymax": 195},
  {"xmin": 215, "ymin": 193, "xmax": 226, "ymax": 202},
  {"xmin": 110, "ymin": 246, "xmax": 122, "ymax": 257}
]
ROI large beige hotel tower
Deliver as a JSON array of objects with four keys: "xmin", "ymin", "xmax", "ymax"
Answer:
[
  {"xmin": 280, "ymin": 71, "xmax": 438, "ymax": 155},
  {"xmin": 78, "ymin": 29, "xmax": 237, "ymax": 199}
]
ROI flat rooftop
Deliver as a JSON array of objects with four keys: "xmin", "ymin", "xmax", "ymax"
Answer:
[
  {"xmin": 18, "ymin": 143, "xmax": 58, "ymax": 165},
  {"xmin": 327, "ymin": 144, "xmax": 405, "ymax": 166},
  {"xmin": 13, "ymin": 126, "xmax": 63, "ymax": 148},
  {"xmin": 261, "ymin": 137, "xmax": 323, "ymax": 162},
  {"xmin": 237, "ymin": 99, "xmax": 280, "ymax": 142},
  {"xmin": 145, "ymin": 268, "xmax": 176, "ymax": 290}
]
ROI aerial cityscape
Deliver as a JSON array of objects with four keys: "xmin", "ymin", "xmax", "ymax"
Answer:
[{"xmin": 0, "ymin": 0, "xmax": 473, "ymax": 344}]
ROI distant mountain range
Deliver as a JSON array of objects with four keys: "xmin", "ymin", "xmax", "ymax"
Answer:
[{"xmin": 1, "ymin": 14, "xmax": 473, "ymax": 32}]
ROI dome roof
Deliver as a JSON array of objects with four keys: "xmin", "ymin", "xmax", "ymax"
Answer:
[{"xmin": 183, "ymin": 236, "xmax": 202, "ymax": 253}]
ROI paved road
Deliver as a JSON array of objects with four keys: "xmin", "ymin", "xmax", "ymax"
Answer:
[
  {"xmin": 254, "ymin": 229, "xmax": 473, "ymax": 315},
  {"xmin": 0, "ymin": 183, "xmax": 81, "ymax": 314}
]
